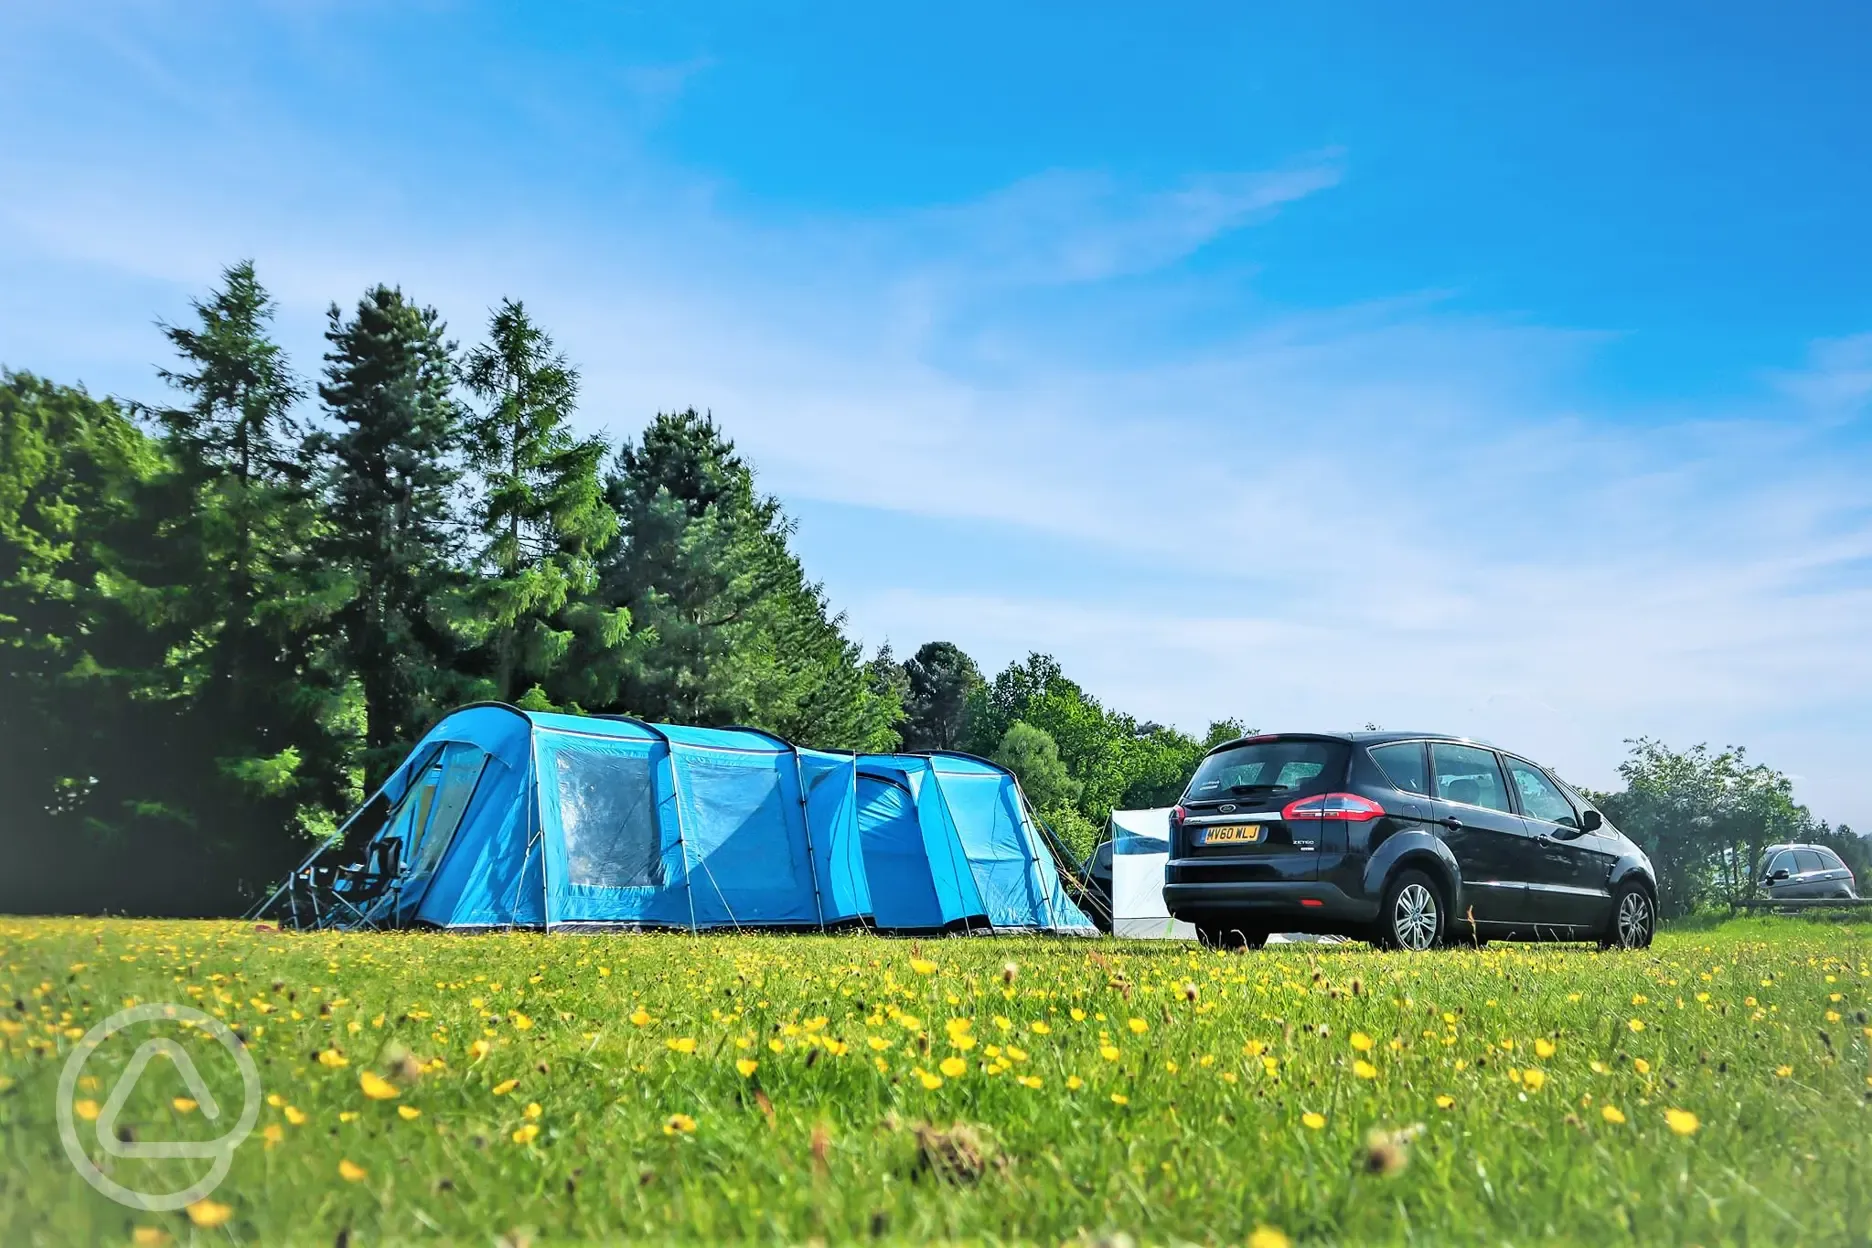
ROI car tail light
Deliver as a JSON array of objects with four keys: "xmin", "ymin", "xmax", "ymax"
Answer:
[{"xmin": 1282, "ymin": 793, "xmax": 1385, "ymax": 822}]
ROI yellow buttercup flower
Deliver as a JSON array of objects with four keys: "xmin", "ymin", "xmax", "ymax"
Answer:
[
  {"xmin": 1301, "ymin": 1111, "xmax": 1325, "ymax": 1130},
  {"xmin": 917, "ymin": 1070, "xmax": 943, "ymax": 1090},
  {"xmin": 1350, "ymin": 1032, "xmax": 1374, "ymax": 1052},
  {"xmin": 1601, "ymin": 1105, "xmax": 1626, "ymax": 1125},
  {"xmin": 1664, "ymin": 1108, "xmax": 1699, "ymax": 1136},
  {"xmin": 736, "ymin": 1058, "xmax": 758, "ymax": 1078},
  {"xmin": 1353, "ymin": 1060, "xmax": 1377, "ymax": 1080},
  {"xmin": 939, "ymin": 1057, "xmax": 966, "ymax": 1078},
  {"xmin": 1248, "ymin": 1227, "xmax": 1291, "ymax": 1248},
  {"xmin": 397, "ymin": 1105, "xmax": 421, "ymax": 1120},
  {"xmin": 1127, "ymin": 1017, "xmax": 1148, "ymax": 1035},
  {"xmin": 664, "ymin": 1113, "xmax": 697, "ymax": 1135},
  {"xmin": 359, "ymin": 1070, "xmax": 399, "ymax": 1100},
  {"xmin": 1534, "ymin": 1038, "xmax": 1556, "ymax": 1059},
  {"xmin": 492, "ymin": 1079, "xmax": 519, "ymax": 1095},
  {"xmin": 185, "ymin": 1200, "xmax": 233, "ymax": 1228},
  {"xmin": 171, "ymin": 1097, "xmax": 197, "ymax": 1113},
  {"xmin": 512, "ymin": 1123, "xmax": 540, "ymax": 1144},
  {"xmin": 667, "ymin": 1037, "xmax": 697, "ymax": 1055},
  {"xmin": 1435, "ymin": 1095, "xmax": 1455, "ymax": 1109},
  {"xmin": 317, "ymin": 1049, "xmax": 348, "ymax": 1068},
  {"xmin": 338, "ymin": 1159, "xmax": 367, "ymax": 1182},
  {"xmin": 909, "ymin": 958, "xmax": 938, "ymax": 976}
]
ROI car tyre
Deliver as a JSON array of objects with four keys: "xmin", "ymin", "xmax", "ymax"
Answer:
[
  {"xmin": 1375, "ymin": 869, "xmax": 1444, "ymax": 951},
  {"xmin": 1600, "ymin": 882, "xmax": 1655, "ymax": 950},
  {"xmin": 1196, "ymin": 923, "xmax": 1268, "ymax": 951}
]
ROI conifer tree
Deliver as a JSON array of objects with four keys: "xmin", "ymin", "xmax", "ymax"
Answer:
[
  {"xmin": 460, "ymin": 299, "xmax": 623, "ymax": 706},
  {"xmin": 315, "ymin": 285, "xmax": 465, "ymax": 761}
]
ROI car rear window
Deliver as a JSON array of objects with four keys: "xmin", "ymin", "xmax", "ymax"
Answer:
[{"xmin": 1184, "ymin": 738, "xmax": 1348, "ymax": 803}]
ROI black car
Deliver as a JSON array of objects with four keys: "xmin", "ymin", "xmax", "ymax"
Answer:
[{"xmin": 1162, "ymin": 731, "xmax": 1658, "ymax": 951}]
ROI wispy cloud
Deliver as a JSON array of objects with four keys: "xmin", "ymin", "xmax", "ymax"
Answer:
[{"xmin": 1773, "ymin": 332, "xmax": 1872, "ymax": 419}]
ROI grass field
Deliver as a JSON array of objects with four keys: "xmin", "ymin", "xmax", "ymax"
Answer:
[{"xmin": 3, "ymin": 917, "xmax": 1870, "ymax": 1246}]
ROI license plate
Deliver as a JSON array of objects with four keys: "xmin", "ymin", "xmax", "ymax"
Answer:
[{"xmin": 1204, "ymin": 825, "xmax": 1263, "ymax": 845}]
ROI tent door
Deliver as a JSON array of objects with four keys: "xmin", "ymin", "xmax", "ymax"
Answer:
[{"xmin": 857, "ymin": 774, "xmax": 946, "ymax": 931}]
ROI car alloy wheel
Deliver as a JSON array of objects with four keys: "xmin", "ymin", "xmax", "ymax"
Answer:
[
  {"xmin": 1392, "ymin": 882, "xmax": 1438, "ymax": 951},
  {"xmin": 1615, "ymin": 889, "xmax": 1652, "ymax": 949}
]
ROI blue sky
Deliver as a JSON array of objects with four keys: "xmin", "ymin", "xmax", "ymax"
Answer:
[{"xmin": 4, "ymin": 1, "xmax": 1870, "ymax": 827}]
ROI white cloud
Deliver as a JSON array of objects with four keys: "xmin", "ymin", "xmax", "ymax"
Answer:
[{"xmin": 1773, "ymin": 332, "xmax": 1872, "ymax": 419}]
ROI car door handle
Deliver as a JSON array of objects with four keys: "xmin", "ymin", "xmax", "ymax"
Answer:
[
  {"xmin": 1536, "ymin": 833, "xmax": 1557, "ymax": 847},
  {"xmin": 1438, "ymin": 816, "xmax": 1463, "ymax": 830}
]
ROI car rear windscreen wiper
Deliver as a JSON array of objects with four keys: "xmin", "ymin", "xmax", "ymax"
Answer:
[{"xmin": 1228, "ymin": 783, "xmax": 1288, "ymax": 795}]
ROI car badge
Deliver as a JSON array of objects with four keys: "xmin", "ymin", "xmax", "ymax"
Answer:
[{"xmin": 1219, "ymin": 803, "xmax": 1236, "ymax": 813}]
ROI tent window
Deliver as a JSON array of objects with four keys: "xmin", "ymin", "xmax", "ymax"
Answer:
[
  {"xmin": 407, "ymin": 745, "xmax": 489, "ymax": 881},
  {"xmin": 386, "ymin": 762, "xmax": 443, "ymax": 854},
  {"xmin": 555, "ymin": 747, "xmax": 661, "ymax": 889}
]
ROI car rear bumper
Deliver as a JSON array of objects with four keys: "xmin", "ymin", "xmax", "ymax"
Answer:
[{"xmin": 1162, "ymin": 877, "xmax": 1378, "ymax": 928}]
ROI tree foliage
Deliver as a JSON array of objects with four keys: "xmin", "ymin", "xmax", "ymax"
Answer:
[
  {"xmin": 460, "ymin": 299, "xmax": 620, "ymax": 707},
  {"xmin": 901, "ymin": 641, "xmax": 982, "ymax": 751}
]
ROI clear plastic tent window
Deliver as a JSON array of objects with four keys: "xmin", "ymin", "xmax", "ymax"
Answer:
[
  {"xmin": 554, "ymin": 746, "xmax": 661, "ymax": 888},
  {"xmin": 407, "ymin": 744, "xmax": 489, "ymax": 880}
]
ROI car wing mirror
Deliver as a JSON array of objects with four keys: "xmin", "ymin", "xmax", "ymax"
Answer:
[
  {"xmin": 1769, "ymin": 868, "xmax": 1790, "ymax": 881},
  {"xmin": 1579, "ymin": 810, "xmax": 1602, "ymax": 833}
]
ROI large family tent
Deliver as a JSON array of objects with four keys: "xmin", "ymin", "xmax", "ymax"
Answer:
[
  {"xmin": 261, "ymin": 705, "xmax": 1091, "ymax": 935},
  {"xmin": 854, "ymin": 754, "xmax": 1095, "ymax": 933}
]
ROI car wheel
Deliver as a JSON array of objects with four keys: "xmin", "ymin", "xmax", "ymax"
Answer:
[
  {"xmin": 1600, "ymin": 883, "xmax": 1654, "ymax": 950},
  {"xmin": 1376, "ymin": 870, "xmax": 1443, "ymax": 951},
  {"xmin": 1196, "ymin": 923, "xmax": 1269, "ymax": 951}
]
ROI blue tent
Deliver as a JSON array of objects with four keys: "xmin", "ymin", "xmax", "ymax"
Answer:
[
  {"xmin": 855, "ymin": 753, "xmax": 1095, "ymax": 934},
  {"xmin": 266, "ymin": 705, "xmax": 1089, "ymax": 934}
]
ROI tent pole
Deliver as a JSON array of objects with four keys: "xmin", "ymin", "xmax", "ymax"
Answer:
[
  {"xmin": 1010, "ymin": 776, "xmax": 1060, "ymax": 930},
  {"xmin": 791, "ymin": 745, "xmax": 827, "ymax": 931},
  {"xmin": 664, "ymin": 741, "xmax": 700, "ymax": 934},
  {"xmin": 849, "ymin": 755, "xmax": 864, "ymax": 922},
  {"xmin": 534, "ymin": 733, "xmax": 549, "ymax": 932},
  {"xmin": 924, "ymin": 759, "xmax": 986, "ymax": 934}
]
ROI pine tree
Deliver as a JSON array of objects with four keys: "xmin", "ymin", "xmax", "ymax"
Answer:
[
  {"xmin": 460, "ymin": 299, "xmax": 623, "ymax": 706},
  {"xmin": 143, "ymin": 262, "xmax": 349, "ymax": 862},
  {"xmin": 592, "ymin": 408, "xmax": 899, "ymax": 747},
  {"xmin": 315, "ymin": 285, "xmax": 466, "ymax": 763},
  {"xmin": 902, "ymin": 641, "xmax": 983, "ymax": 751}
]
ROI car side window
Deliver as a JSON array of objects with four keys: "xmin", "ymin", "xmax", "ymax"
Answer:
[
  {"xmin": 1795, "ymin": 849, "xmax": 1827, "ymax": 874},
  {"xmin": 1430, "ymin": 743, "xmax": 1514, "ymax": 814},
  {"xmin": 1503, "ymin": 759, "xmax": 1578, "ymax": 828},
  {"xmin": 1766, "ymin": 851, "xmax": 1794, "ymax": 877},
  {"xmin": 1819, "ymin": 848, "xmax": 1846, "ymax": 871},
  {"xmin": 1368, "ymin": 742, "xmax": 1428, "ymax": 795}
]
